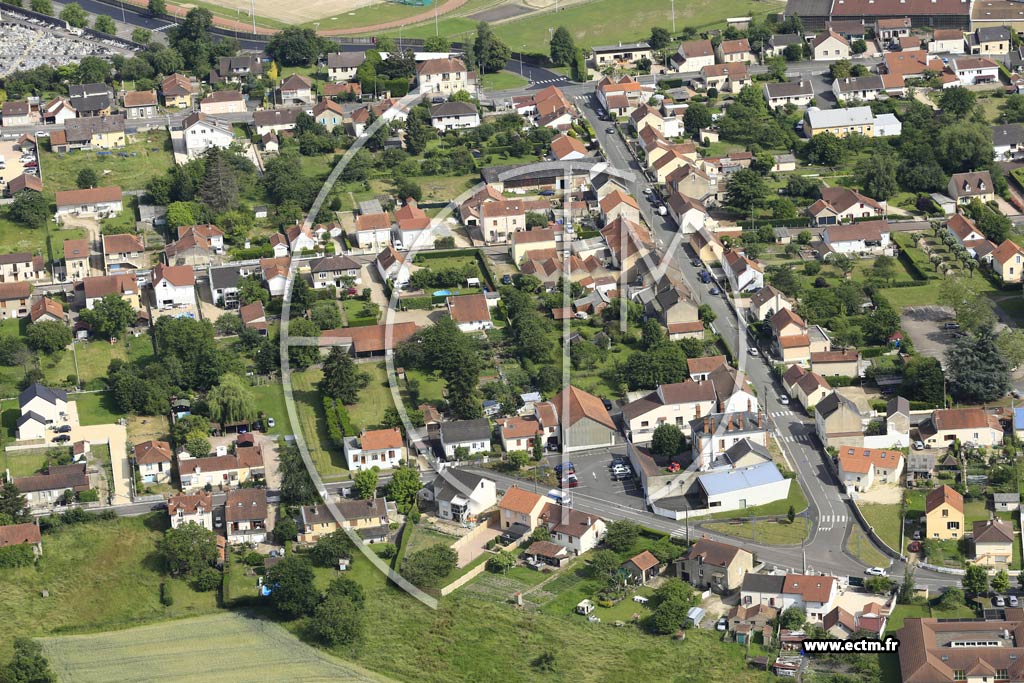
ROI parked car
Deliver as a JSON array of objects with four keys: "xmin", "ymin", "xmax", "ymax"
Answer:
[
  {"xmin": 150, "ymin": 501, "xmax": 167, "ymax": 511},
  {"xmin": 554, "ymin": 462, "xmax": 576, "ymax": 475},
  {"xmin": 913, "ymin": 440, "xmax": 925, "ymax": 450},
  {"xmin": 601, "ymin": 398, "xmax": 613, "ymax": 411},
  {"xmin": 748, "ymin": 347, "xmax": 759, "ymax": 357},
  {"xmin": 691, "ymin": 258, "xmax": 701, "ymax": 267},
  {"xmin": 560, "ymin": 474, "xmax": 579, "ymax": 488},
  {"xmin": 779, "ymin": 394, "xmax": 790, "ymax": 405},
  {"xmin": 996, "ymin": 595, "xmax": 1007, "ymax": 607},
  {"xmin": 1010, "ymin": 595, "xmax": 1019, "ymax": 607},
  {"xmin": 716, "ymin": 617, "xmax": 728, "ymax": 631},
  {"xmin": 605, "ymin": 127, "xmax": 616, "ymax": 134},
  {"xmin": 912, "ymin": 530, "xmax": 921, "ymax": 540},
  {"xmin": 267, "ymin": 417, "xmax": 276, "ymax": 428},
  {"xmin": 501, "ymin": 274, "xmax": 513, "ymax": 285},
  {"xmin": 709, "ymin": 286, "xmax": 720, "ymax": 295},
  {"xmin": 864, "ymin": 567, "xmax": 887, "ymax": 576},
  {"xmin": 908, "ymin": 541, "xmax": 921, "ymax": 553},
  {"xmin": 943, "ymin": 322, "xmax": 960, "ymax": 330},
  {"xmin": 539, "ymin": 189, "xmax": 555, "ymax": 196},
  {"xmin": 55, "ymin": 425, "xmax": 72, "ymax": 433},
  {"xmin": 52, "ymin": 434, "xmax": 71, "ymax": 443},
  {"xmin": 34, "ymin": 131, "xmax": 48, "ymax": 137}
]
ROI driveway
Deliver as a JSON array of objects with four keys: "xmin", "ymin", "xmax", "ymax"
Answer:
[
  {"xmin": 900, "ymin": 305, "xmax": 959, "ymax": 363},
  {"xmin": 451, "ymin": 517, "xmax": 502, "ymax": 567},
  {"xmin": 64, "ymin": 400, "xmax": 132, "ymax": 505}
]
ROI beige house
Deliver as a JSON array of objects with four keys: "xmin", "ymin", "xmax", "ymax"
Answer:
[
  {"xmin": 812, "ymin": 30, "xmax": 852, "ymax": 60},
  {"xmin": 591, "ymin": 41, "xmax": 653, "ymax": 68},
  {"xmin": 167, "ymin": 492, "xmax": 213, "ymax": 529},
  {"xmin": 690, "ymin": 227, "xmax": 725, "ymax": 265},
  {"xmin": 992, "ymin": 240, "xmax": 1024, "ymax": 283},
  {"xmin": 782, "ymin": 365, "xmax": 832, "ymax": 410},
  {"xmin": 699, "ymin": 63, "xmax": 750, "ymax": 94},
  {"xmin": 0, "ymin": 283, "xmax": 31, "ymax": 320},
  {"xmin": 498, "ymin": 487, "xmax": 549, "ymax": 533},
  {"xmin": 297, "ymin": 497, "xmax": 392, "ymax": 544},
  {"xmin": 416, "ymin": 57, "xmax": 470, "ymax": 96},
  {"xmin": 480, "ymin": 199, "xmax": 527, "ymax": 245},
  {"xmin": 135, "ymin": 439, "xmax": 173, "ymax": 485},
  {"xmin": 947, "ymin": 171, "xmax": 995, "ymax": 205},
  {"xmin": 815, "ymin": 391, "xmax": 869, "ymax": 448},
  {"xmin": 810, "ymin": 349, "xmax": 860, "ymax": 377},
  {"xmin": 676, "ymin": 537, "xmax": 754, "ymax": 592},
  {"xmin": 599, "ymin": 189, "xmax": 640, "ymax": 225},
  {"xmin": 715, "ymin": 38, "xmax": 754, "ymax": 63},
  {"xmin": 601, "ymin": 216, "xmax": 653, "ymax": 278},
  {"xmin": 917, "ymin": 407, "xmax": 1004, "ymax": 448},
  {"xmin": 837, "ymin": 446, "xmax": 905, "ymax": 492},
  {"xmin": 748, "ymin": 285, "xmax": 793, "ymax": 322},
  {"xmin": 102, "ymin": 233, "xmax": 146, "ymax": 274},
  {"xmin": 621, "ymin": 380, "xmax": 717, "ymax": 441},
  {"xmin": 199, "ymin": 90, "xmax": 246, "ymax": 115},
  {"xmin": 0, "ymin": 253, "xmax": 44, "ymax": 283},
  {"xmin": 63, "ymin": 239, "xmax": 91, "ymax": 281},
  {"xmin": 972, "ymin": 519, "xmax": 1014, "ymax": 566},
  {"xmin": 926, "ymin": 485, "xmax": 964, "ymax": 540}
]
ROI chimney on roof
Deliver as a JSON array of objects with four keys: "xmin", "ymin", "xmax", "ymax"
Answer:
[
  {"xmin": 738, "ymin": 414, "xmax": 744, "ymax": 430},
  {"xmin": 758, "ymin": 411, "xmax": 764, "ymax": 428},
  {"xmin": 704, "ymin": 417, "xmax": 711, "ymax": 433},
  {"xmin": 726, "ymin": 414, "xmax": 734, "ymax": 431}
]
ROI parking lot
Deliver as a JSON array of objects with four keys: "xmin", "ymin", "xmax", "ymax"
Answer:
[
  {"xmin": 0, "ymin": 139, "xmax": 37, "ymax": 186},
  {"xmin": 900, "ymin": 305, "xmax": 962, "ymax": 363},
  {"xmin": 541, "ymin": 446, "xmax": 648, "ymax": 513}
]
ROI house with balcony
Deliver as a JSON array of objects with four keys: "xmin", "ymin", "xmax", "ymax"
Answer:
[{"xmin": 225, "ymin": 488, "xmax": 268, "ymax": 544}]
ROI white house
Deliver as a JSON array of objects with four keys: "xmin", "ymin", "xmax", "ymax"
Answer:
[
  {"xmin": 55, "ymin": 186, "xmax": 123, "ymax": 218},
  {"xmin": 415, "ymin": 57, "xmax": 470, "ymax": 96},
  {"xmin": 837, "ymin": 446, "xmax": 905, "ymax": 492},
  {"xmin": 993, "ymin": 123, "xmax": 1024, "ymax": 161},
  {"xmin": 440, "ymin": 418, "xmax": 492, "ymax": 458},
  {"xmin": 420, "ymin": 469, "xmax": 497, "ymax": 524},
  {"xmin": 620, "ymin": 380, "xmax": 717, "ymax": 441},
  {"xmin": 741, "ymin": 573, "xmax": 839, "ymax": 623},
  {"xmin": 723, "ymin": 249, "xmax": 764, "ymax": 292},
  {"xmin": 822, "ymin": 220, "xmax": 891, "ymax": 255},
  {"xmin": 812, "ymin": 30, "xmax": 851, "ymax": 60},
  {"xmin": 874, "ymin": 113, "xmax": 902, "ymax": 137},
  {"xmin": 430, "ymin": 101, "xmax": 480, "ymax": 132},
  {"xmin": 697, "ymin": 461, "xmax": 791, "ymax": 513},
  {"xmin": 135, "ymin": 439, "xmax": 173, "ymax": 485},
  {"xmin": 763, "ymin": 80, "xmax": 815, "ymax": 110},
  {"xmin": 667, "ymin": 192, "xmax": 709, "ymax": 234},
  {"xmin": 690, "ymin": 412, "xmax": 769, "ymax": 470},
  {"xmin": 151, "ymin": 264, "xmax": 196, "ymax": 310},
  {"xmin": 285, "ymin": 224, "xmax": 319, "ymax": 253},
  {"xmin": 17, "ymin": 383, "xmax": 68, "ymax": 441},
  {"xmin": 343, "ymin": 428, "xmax": 406, "ymax": 472},
  {"xmin": 546, "ymin": 506, "xmax": 607, "ymax": 555},
  {"xmin": 832, "ymin": 75, "xmax": 885, "ymax": 102},
  {"xmin": 224, "ymin": 488, "xmax": 268, "ymax": 544},
  {"xmin": 326, "ymin": 51, "xmax": 365, "ymax": 81},
  {"xmin": 181, "ymin": 112, "xmax": 234, "ymax": 159},
  {"xmin": 950, "ymin": 56, "xmax": 1000, "ymax": 86},
  {"xmin": 447, "ymin": 293, "xmax": 492, "ymax": 332},
  {"xmin": 167, "ymin": 492, "xmax": 213, "ymax": 529},
  {"xmin": 355, "ymin": 212, "xmax": 393, "ymax": 251}
]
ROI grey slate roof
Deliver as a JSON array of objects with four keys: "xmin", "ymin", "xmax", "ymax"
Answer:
[
  {"xmin": 430, "ymin": 469, "xmax": 491, "ymax": 503},
  {"xmin": 742, "ymin": 573, "xmax": 786, "ymax": 593},
  {"xmin": 440, "ymin": 418, "xmax": 492, "ymax": 445},
  {"xmin": 993, "ymin": 124, "xmax": 1024, "ymax": 148},
  {"xmin": 19, "ymin": 383, "xmax": 67, "ymax": 408},
  {"xmin": 209, "ymin": 265, "xmax": 243, "ymax": 290}
]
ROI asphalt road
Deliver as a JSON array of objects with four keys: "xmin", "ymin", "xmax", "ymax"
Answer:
[{"xmin": 565, "ymin": 96, "xmax": 961, "ymax": 588}]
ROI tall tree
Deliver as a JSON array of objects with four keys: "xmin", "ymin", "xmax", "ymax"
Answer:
[
  {"xmin": 649, "ymin": 26, "xmax": 671, "ymax": 50},
  {"xmin": 79, "ymin": 294, "xmax": 135, "ymax": 340},
  {"xmin": 148, "ymin": 0, "xmax": 166, "ymax": 15},
  {"xmin": 318, "ymin": 347, "xmax": 370, "ymax": 404},
  {"xmin": 286, "ymin": 317, "xmax": 320, "ymax": 370},
  {"xmin": 724, "ymin": 168, "xmax": 767, "ymax": 211},
  {"xmin": 0, "ymin": 481, "xmax": 29, "ymax": 523},
  {"xmin": 473, "ymin": 22, "xmax": 511, "ymax": 74},
  {"xmin": 159, "ymin": 522, "xmax": 217, "ymax": 576},
  {"xmin": 59, "ymin": 2, "xmax": 87, "ymax": 27},
  {"xmin": 946, "ymin": 326, "xmax": 1010, "ymax": 403},
  {"xmin": 0, "ymin": 637, "xmax": 56, "ymax": 683},
  {"xmin": 651, "ymin": 423, "xmax": 683, "ymax": 457},
  {"xmin": 199, "ymin": 149, "xmax": 239, "ymax": 215},
  {"xmin": 94, "ymin": 14, "xmax": 116, "ymax": 34},
  {"xmin": 549, "ymin": 26, "xmax": 576, "ymax": 66},
  {"xmin": 266, "ymin": 27, "xmax": 327, "ymax": 67},
  {"xmin": 8, "ymin": 190, "xmax": 50, "ymax": 228},
  {"xmin": 265, "ymin": 555, "xmax": 319, "ymax": 618},
  {"xmin": 205, "ymin": 373, "xmax": 257, "ymax": 425},
  {"xmin": 353, "ymin": 467, "xmax": 379, "ymax": 499},
  {"xmin": 939, "ymin": 86, "xmax": 977, "ymax": 119},
  {"xmin": 962, "ymin": 563, "xmax": 990, "ymax": 596},
  {"xmin": 855, "ymin": 151, "xmax": 899, "ymax": 201}
]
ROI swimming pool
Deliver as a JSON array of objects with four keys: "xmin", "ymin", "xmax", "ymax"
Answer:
[{"xmin": 433, "ymin": 290, "xmax": 453, "ymax": 296}]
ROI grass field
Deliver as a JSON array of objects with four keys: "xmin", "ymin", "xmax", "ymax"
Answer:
[
  {"xmin": 41, "ymin": 612, "xmax": 393, "ymax": 683},
  {"xmin": 846, "ymin": 528, "xmax": 891, "ymax": 567},
  {"xmin": 704, "ymin": 517, "xmax": 809, "ymax": 545},
  {"xmin": 481, "ymin": 70, "xmax": 530, "ymax": 90},
  {"xmin": 71, "ymin": 391, "xmax": 124, "ymax": 426},
  {"xmin": 0, "ymin": 448, "xmax": 50, "ymax": 477},
  {"xmin": 249, "ymin": 381, "xmax": 294, "ymax": 436},
  {"xmin": 40, "ymin": 130, "xmax": 174, "ymax": 194},
  {"xmin": 39, "ymin": 335, "xmax": 152, "ymax": 389},
  {"xmin": 0, "ymin": 514, "xmax": 218, "ymax": 660},
  {"xmin": 375, "ymin": 0, "xmax": 782, "ymax": 52},
  {"xmin": 858, "ymin": 502, "xmax": 903, "ymax": 552},
  {"xmin": 290, "ymin": 368, "xmax": 349, "ymax": 481}
]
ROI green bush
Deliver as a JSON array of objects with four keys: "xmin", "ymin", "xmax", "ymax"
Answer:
[
  {"xmin": 159, "ymin": 582, "xmax": 174, "ymax": 606},
  {"xmin": 244, "ymin": 551, "xmax": 265, "ymax": 567},
  {"xmin": 0, "ymin": 544, "xmax": 36, "ymax": 568}
]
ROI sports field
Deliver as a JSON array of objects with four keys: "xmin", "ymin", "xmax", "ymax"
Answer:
[{"xmin": 41, "ymin": 612, "xmax": 395, "ymax": 683}]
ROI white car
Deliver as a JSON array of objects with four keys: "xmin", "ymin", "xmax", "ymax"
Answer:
[
  {"xmin": 864, "ymin": 567, "xmax": 887, "ymax": 577},
  {"xmin": 748, "ymin": 347, "xmax": 759, "ymax": 356},
  {"xmin": 33, "ymin": 131, "xmax": 48, "ymax": 137},
  {"xmin": 778, "ymin": 394, "xmax": 790, "ymax": 405},
  {"xmin": 996, "ymin": 595, "xmax": 1007, "ymax": 607},
  {"xmin": 1011, "ymin": 595, "xmax": 1020, "ymax": 607},
  {"xmin": 267, "ymin": 417, "xmax": 276, "ymax": 428}
]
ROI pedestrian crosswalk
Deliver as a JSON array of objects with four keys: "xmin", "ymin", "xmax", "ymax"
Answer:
[
  {"xmin": 778, "ymin": 435, "xmax": 815, "ymax": 445},
  {"xmin": 535, "ymin": 77, "xmax": 569, "ymax": 85},
  {"xmin": 820, "ymin": 514, "xmax": 848, "ymax": 524},
  {"xmin": 770, "ymin": 410, "xmax": 793, "ymax": 418},
  {"xmin": 153, "ymin": 24, "xmax": 174, "ymax": 32}
]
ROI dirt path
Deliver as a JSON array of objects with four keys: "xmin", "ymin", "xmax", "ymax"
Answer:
[{"xmin": 124, "ymin": 0, "xmax": 470, "ymax": 36}]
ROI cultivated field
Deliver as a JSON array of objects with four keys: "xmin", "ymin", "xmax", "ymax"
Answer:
[{"xmin": 41, "ymin": 612, "xmax": 395, "ymax": 683}]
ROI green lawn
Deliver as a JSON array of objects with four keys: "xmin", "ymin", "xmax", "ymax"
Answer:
[
  {"xmin": 248, "ymin": 381, "xmax": 293, "ymax": 436},
  {"xmin": 39, "ymin": 335, "xmax": 151, "ymax": 389},
  {"xmin": 481, "ymin": 71, "xmax": 530, "ymax": 90},
  {"xmin": 348, "ymin": 362, "xmax": 399, "ymax": 432},
  {"xmin": 846, "ymin": 527, "xmax": 891, "ymax": 567},
  {"xmin": 343, "ymin": 298, "xmax": 380, "ymax": 327},
  {"xmin": 0, "ymin": 448, "xmax": 50, "ymax": 477},
  {"xmin": 0, "ymin": 514, "xmax": 218, "ymax": 660},
  {"xmin": 704, "ymin": 517, "xmax": 809, "ymax": 545},
  {"xmin": 858, "ymin": 502, "xmax": 904, "ymax": 552},
  {"xmin": 290, "ymin": 368, "xmax": 349, "ymax": 481},
  {"xmin": 886, "ymin": 603, "xmax": 930, "ymax": 633},
  {"xmin": 403, "ymin": 524, "xmax": 458, "ymax": 557},
  {"xmin": 71, "ymin": 392, "xmax": 123, "ymax": 426},
  {"xmin": 40, "ymin": 130, "xmax": 174, "ymax": 194}
]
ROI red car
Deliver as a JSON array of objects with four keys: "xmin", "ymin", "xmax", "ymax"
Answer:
[{"xmin": 908, "ymin": 541, "xmax": 921, "ymax": 553}]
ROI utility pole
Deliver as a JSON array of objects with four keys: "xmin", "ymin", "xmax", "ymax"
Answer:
[
  {"xmin": 671, "ymin": 0, "xmax": 676, "ymax": 34},
  {"xmin": 250, "ymin": 0, "xmax": 255, "ymax": 35},
  {"xmin": 435, "ymin": 3, "xmax": 439, "ymax": 36}
]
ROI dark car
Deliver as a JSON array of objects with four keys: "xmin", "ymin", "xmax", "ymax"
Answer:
[
  {"xmin": 943, "ymin": 322, "xmax": 960, "ymax": 330},
  {"xmin": 691, "ymin": 258, "xmax": 701, "ymax": 267},
  {"xmin": 605, "ymin": 127, "xmax": 616, "ymax": 134},
  {"xmin": 55, "ymin": 425, "xmax": 72, "ymax": 433},
  {"xmin": 908, "ymin": 541, "xmax": 921, "ymax": 553},
  {"xmin": 151, "ymin": 502, "xmax": 167, "ymax": 511},
  {"xmin": 601, "ymin": 398, "xmax": 613, "ymax": 410},
  {"xmin": 431, "ymin": 96, "xmax": 445, "ymax": 104},
  {"xmin": 554, "ymin": 462, "xmax": 576, "ymax": 475},
  {"xmin": 501, "ymin": 274, "xmax": 513, "ymax": 285},
  {"xmin": 539, "ymin": 189, "xmax": 555, "ymax": 196},
  {"xmin": 52, "ymin": 434, "xmax": 71, "ymax": 443}
]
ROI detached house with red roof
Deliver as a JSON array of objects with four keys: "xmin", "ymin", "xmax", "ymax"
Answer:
[
  {"xmin": 807, "ymin": 186, "xmax": 884, "ymax": 225},
  {"xmin": 741, "ymin": 573, "xmax": 839, "ymax": 623},
  {"xmin": 993, "ymin": 240, "xmax": 1024, "ymax": 283},
  {"xmin": 343, "ymin": 427, "xmax": 406, "ymax": 472},
  {"xmin": 151, "ymin": 263, "xmax": 196, "ymax": 310},
  {"xmin": 447, "ymin": 293, "xmax": 492, "ymax": 333},
  {"xmin": 135, "ymin": 439, "xmax": 173, "ymax": 484},
  {"xmin": 926, "ymin": 484, "xmax": 964, "ymax": 540},
  {"xmin": 837, "ymin": 446, "xmax": 905, "ymax": 492},
  {"xmin": 168, "ymin": 492, "xmax": 213, "ymax": 529},
  {"xmin": 102, "ymin": 233, "xmax": 145, "ymax": 274}
]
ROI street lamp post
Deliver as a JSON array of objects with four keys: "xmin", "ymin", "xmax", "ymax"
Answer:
[
  {"xmin": 250, "ymin": 0, "xmax": 256, "ymax": 35},
  {"xmin": 671, "ymin": 0, "xmax": 675, "ymax": 34}
]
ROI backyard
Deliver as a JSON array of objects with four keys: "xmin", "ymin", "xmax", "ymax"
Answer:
[{"xmin": 40, "ymin": 130, "xmax": 174, "ymax": 194}]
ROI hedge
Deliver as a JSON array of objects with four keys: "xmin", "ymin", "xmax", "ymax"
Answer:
[
  {"xmin": 0, "ymin": 544, "xmax": 35, "ymax": 568},
  {"xmin": 323, "ymin": 397, "xmax": 355, "ymax": 447}
]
